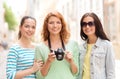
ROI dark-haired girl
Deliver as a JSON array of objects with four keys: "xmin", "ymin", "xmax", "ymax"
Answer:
[
  {"xmin": 79, "ymin": 12, "xmax": 115, "ymax": 79},
  {"xmin": 7, "ymin": 16, "xmax": 43, "ymax": 79}
]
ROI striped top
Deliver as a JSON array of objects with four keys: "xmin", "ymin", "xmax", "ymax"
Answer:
[{"xmin": 6, "ymin": 44, "xmax": 36, "ymax": 79}]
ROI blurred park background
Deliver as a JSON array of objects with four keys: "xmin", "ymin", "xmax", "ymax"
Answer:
[{"xmin": 0, "ymin": 0, "xmax": 120, "ymax": 79}]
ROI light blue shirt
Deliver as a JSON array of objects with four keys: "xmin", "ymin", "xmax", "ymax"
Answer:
[
  {"xmin": 6, "ymin": 44, "xmax": 36, "ymax": 79},
  {"xmin": 79, "ymin": 38, "xmax": 115, "ymax": 79}
]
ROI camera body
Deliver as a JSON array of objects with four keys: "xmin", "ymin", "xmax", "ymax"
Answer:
[{"xmin": 54, "ymin": 48, "xmax": 64, "ymax": 61}]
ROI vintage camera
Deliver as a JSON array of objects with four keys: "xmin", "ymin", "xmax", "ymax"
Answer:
[{"xmin": 54, "ymin": 48, "xmax": 64, "ymax": 61}]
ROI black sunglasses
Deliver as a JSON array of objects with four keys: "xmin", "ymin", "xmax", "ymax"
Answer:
[{"xmin": 81, "ymin": 21, "xmax": 95, "ymax": 27}]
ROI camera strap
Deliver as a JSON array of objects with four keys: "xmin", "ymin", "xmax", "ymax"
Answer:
[{"xmin": 48, "ymin": 36, "xmax": 66, "ymax": 52}]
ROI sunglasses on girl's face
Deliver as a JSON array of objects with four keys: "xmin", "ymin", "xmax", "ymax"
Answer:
[{"xmin": 81, "ymin": 21, "xmax": 95, "ymax": 27}]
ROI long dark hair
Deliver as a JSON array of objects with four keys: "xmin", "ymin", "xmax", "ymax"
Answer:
[
  {"xmin": 80, "ymin": 12, "xmax": 110, "ymax": 41},
  {"xmin": 18, "ymin": 16, "xmax": 36, "ymax": 39}
]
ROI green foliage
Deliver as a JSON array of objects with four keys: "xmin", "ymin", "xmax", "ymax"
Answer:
[{"xmin": 3, "ymin": 2, "xmax": 17, "ymax": 31}]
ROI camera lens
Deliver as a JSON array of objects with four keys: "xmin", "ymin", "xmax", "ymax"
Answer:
[{"xmin": 55, "ymin": 48, "xmax": 64, "ymax": 61}]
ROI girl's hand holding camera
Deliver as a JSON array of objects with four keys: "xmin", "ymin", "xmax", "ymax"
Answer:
[
  {"xmin": 47, "ymin": 52, "xmax": 56, "ymax": 63},
  {"xmin": 64, "ymin": 51, "xmax": 73, "ymax": 63}
]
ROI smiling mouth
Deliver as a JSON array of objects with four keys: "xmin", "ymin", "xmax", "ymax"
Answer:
[{"xmin": 27, "ymin": 32, "xmax": 33, "ymax": 36}]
